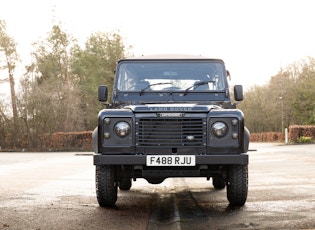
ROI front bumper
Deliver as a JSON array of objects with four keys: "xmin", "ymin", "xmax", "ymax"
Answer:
[{"xmin": 93, "ymin": 153, "xmax": 248, "ymax": 165}]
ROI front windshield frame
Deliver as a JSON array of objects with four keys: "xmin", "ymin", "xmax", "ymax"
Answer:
[{"xmin": 115, "ymin": 60, "xmax": 227, "ymax": 93}]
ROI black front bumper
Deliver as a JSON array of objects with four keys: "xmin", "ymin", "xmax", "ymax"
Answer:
[{"xmin": 93, "ymin": 153, "xmax": 248, "ymax": 165}]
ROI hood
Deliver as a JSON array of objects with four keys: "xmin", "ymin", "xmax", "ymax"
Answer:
[{"xmin": 125, "ymin": 104, "xmax": 219, "ymax": 112}]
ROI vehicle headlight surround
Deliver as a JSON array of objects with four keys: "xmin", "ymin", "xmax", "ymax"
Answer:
[
  {"xmin": 114, "ymin": 121, "xmax": 131, "ymax": 138},
  {"xmin": 211, "ymin": 121, "xmax": 228, "ymax": 137}
]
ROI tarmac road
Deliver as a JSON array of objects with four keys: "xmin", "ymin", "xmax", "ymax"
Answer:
[{"xmin": 0, "ymin": 143, "xmax": 314, "ymax": 229}]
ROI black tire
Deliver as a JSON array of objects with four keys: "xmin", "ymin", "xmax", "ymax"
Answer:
[
  {"xmin": 119, "ymin": 178, "xmax": 132, "ymax": 191},
  {"xmin": 212, "ymin": 176, "xmax": 226, "ymax": 189},
  {"xmin": 227, "ymin": 165, "xmax": 248, "ymax": 206},
  {"xmin": 96, "ymin": 165, "xmax": 117, "ymax": 207}
]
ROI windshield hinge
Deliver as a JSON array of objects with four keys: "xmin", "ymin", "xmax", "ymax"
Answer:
[
  {"xmin": 225, "ymin": 88, "xmax": 229, "ymax": 98},
  {"xmin": 113, "ymin": 90, "xmax": 117, "ymax": 100}
]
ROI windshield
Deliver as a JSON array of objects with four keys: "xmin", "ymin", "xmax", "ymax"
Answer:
[{"xmin": 116, "ymin": 61, "xmax": 226, "ymax": 92}]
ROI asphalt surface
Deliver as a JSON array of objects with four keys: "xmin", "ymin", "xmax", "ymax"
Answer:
[{"xmin": 0, "ymin": 143, "xmax": 314, "ymax": 229}]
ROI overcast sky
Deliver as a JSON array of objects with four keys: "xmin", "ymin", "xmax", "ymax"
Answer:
[{"xmin": 1, "ymin": 0, "xmax": 315, "ymax": 92}]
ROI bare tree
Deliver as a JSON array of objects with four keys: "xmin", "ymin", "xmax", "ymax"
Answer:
[{"xmin": 0, "ymin": 20, "xmax": 19, "ymax": 132}]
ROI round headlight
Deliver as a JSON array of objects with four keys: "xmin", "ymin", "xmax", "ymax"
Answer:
[
  {"xmin": 211, "ymin": 122, "xmax": 228, "ymax": 137},
  {"xmin": 114, "ymin": 121, "xmax": 131, "ymax": 138}
]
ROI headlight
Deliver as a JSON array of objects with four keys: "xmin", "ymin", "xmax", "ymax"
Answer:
[
  {"xmin": 211, "ymin": 122, "xmax": 228, "ymax": 137},
  {"xmin": 114, "ymin": 121, "xmax": 131, "ymax": 138}
]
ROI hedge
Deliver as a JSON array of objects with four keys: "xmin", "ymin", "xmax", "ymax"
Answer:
[
  {"xmin": 49, "ymin": 131, "xmax": 93, "ymax": 151},
  {"xmin": 288, "ymin": 125, "xmax": 315, "ymax": 142},
  {"xmin": 1, "ymin": 125, "xmax": 315, "ymax": 152},
  {"xmin": 250, "ymin": 125, "xmax": 315, "ymax": 142},
  {"xmin": 250, "ymin": 132, "xmax": 284, "ymax": 142}
]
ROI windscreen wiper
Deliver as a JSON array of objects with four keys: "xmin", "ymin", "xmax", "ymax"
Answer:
[
  {"xmin": 139, "ymin": 82, "xmax": 172, "ymax": 95},
  {"xmin": 183, "ymin": 80, "xmax": 215, "ymax": 95}
]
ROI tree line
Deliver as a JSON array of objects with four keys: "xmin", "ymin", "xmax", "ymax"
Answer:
[
  {"xmin": 1, "ymin": 19, "xmax": 315, "ymax": 150},
  {"xmin": 0, "ymin": 20, "xmax": 129, "ymax": 150},
  {"xmin": 238, "ymin": 57, "xmax": 315, "ymax": 133}
]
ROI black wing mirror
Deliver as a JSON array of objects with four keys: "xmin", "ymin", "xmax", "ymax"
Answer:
[
  {"xmin": 234, "ymin": 85, "xmax": 243, "ymax": 101},
  {"xmin": 98, "ymin": 85, "xmax": 108, "ymax": 102}
]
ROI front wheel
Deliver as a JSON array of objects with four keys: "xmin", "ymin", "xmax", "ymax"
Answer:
[
  {"xmin": 96, "ymin": 165, "xmax": 117, "ymax": 207},
  {"xmin": 227, "ymin": 165, "xmax": 248, "ymax": 206}
]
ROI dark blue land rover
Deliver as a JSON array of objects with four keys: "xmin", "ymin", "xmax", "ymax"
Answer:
[{"xmin": 92, "ymin": 54, "xmax": 250, "ymax": 207}]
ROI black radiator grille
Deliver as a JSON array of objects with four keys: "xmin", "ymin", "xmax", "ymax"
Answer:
[{"xmin": 135, "ymin": 117, "xmax": 207, "ymax": 147}]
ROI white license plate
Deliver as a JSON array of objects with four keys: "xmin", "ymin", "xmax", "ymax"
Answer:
[{"xmin": 146, "ymin": 155, "xmax": 196, "ymax": 166}]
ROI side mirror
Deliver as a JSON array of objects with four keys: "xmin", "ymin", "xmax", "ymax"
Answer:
[
  {"xmin": 98, "ymin": 85, "xmax": 108, "ymax": 102},
  {"xmin": 234, "ymin": 85, "xmax": 243, "ymax": 101}
]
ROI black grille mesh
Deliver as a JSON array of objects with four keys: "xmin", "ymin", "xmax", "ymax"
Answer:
[{"xmin": 135, "ymin": 117, "xmax": 206, "ymax": 147}]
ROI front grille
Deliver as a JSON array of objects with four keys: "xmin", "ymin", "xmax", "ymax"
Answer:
[{"xmin": 135, "ymin": 117, "xmax": 206, "ymax": 147}]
